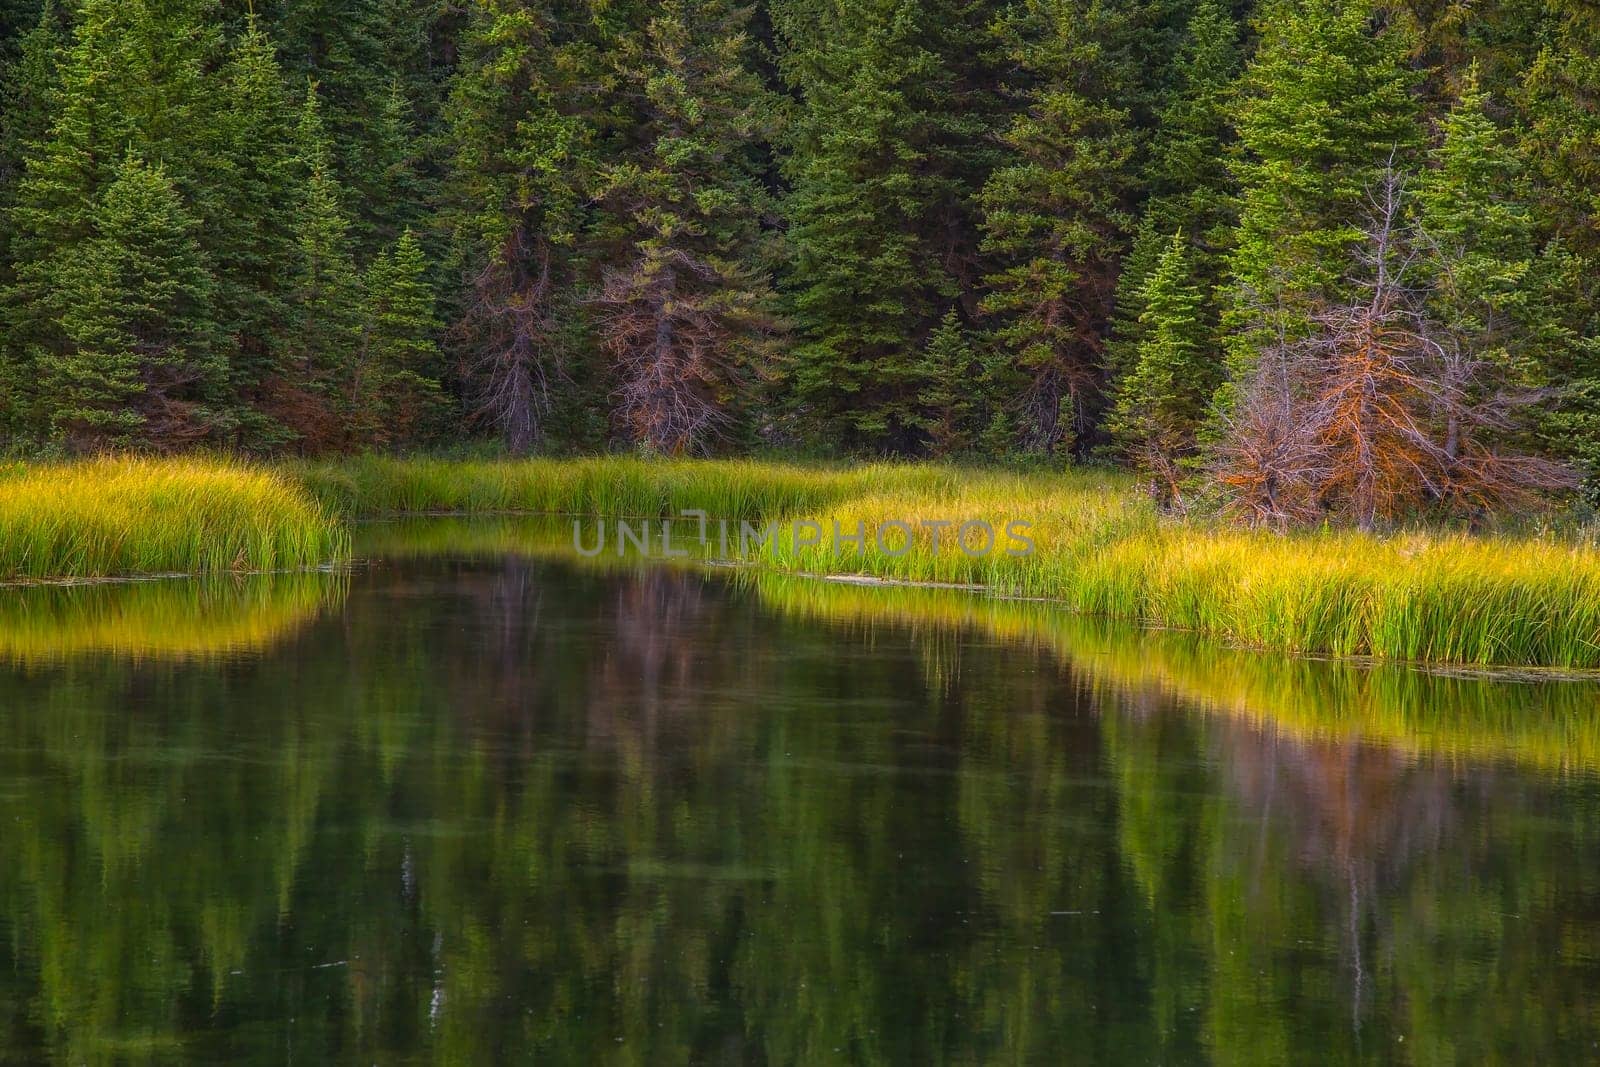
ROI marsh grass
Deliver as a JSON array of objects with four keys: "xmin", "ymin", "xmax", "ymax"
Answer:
[
  {"xmin": 0, "ymin": 457, "xmax": 347, "ymax": 580},
  {"xmin": 13, "ymin": 455, "xmax": 1598, "ymax": 668},
  {"xmin": 315, "ymin": 456, "xmax": 1600, "ymax": 669},
  {"xmin": 747, "ymin": 574, "xmax": 1600, "ymax": 774}
]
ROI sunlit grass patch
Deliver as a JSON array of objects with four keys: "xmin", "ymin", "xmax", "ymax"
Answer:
[
  {"xmin": 302, "ymin": 454, "xmax": 1600, "ymax": 668},
  {"xmin": 0, "ymin": 456, "xmax": 347, "ymax": 580}
]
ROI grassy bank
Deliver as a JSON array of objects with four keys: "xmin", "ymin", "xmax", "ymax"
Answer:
[
  {"xmin": 0, "ymin": 457, "xmax": 347, "ymax": 580},
  {"xmin": 749, "ymin": 574, "xmax": 1600, "ymax": 773},
  {"xmin": 8, "ymin": 455, "xmax": 1600, "ymax": 669},
  {"xmin": 311, "ymin": 456, "xmax": 1600, "ymax": 670}
]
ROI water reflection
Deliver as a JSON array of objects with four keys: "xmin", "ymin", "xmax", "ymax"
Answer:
[{"xmin": 0, "ymin": 545, "xmax": 1596, "ymax": 1062}]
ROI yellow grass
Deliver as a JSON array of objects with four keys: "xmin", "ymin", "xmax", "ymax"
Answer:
[{"xmin": 0, "ymin": 456, "xmax": 348, "ymax": 580}]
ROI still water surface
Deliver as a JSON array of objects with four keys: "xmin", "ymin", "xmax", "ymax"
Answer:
[{"xmin": 2, "ymin": 526, "xmax": 1599, "ymax": 1062}]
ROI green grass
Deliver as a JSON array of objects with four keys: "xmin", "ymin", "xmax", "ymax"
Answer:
[
  {"xmin": 9, "ymin": 454, "xmax": 1600, "ymax": 669},
  {"xmin": 0, "ymin": 456, "xmax": 348, "ymax": 580},
  {"xmin": 305, "ymin": 456, "xmax": 1600, "ymax": 670},
  {"xmin": 746, "ymin": 574, "xmax": 1600, "ymax": 774}
]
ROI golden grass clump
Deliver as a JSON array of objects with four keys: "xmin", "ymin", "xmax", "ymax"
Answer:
[
  {"xmin": 311, "ymin": 456, "xmax": 1600, "ymax": 669},
  {"xmin": 0, "ymin": 456, "xmax": 348, "ymax": 580}
]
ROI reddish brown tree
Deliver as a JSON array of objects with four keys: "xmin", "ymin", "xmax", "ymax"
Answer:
[{"xmin": 1217, "ymin": 171, "xmax": 1573, "ymax": 528}]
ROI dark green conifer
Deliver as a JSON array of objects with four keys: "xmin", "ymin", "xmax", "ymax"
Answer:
[
  {"xmin": 46, "ymin": 155, "xmax": 221, "ymax": 448},
  {"xmin": 352, "ymin": 228, "xmax": 445, "ymax": 447},
  {"xmin": 1108, "ymin": 231, "xmax": 1212, "ymax": 504},
  {"xmin": 977, "ymin": 0, "xmax": 1142, "ymax": 455}
]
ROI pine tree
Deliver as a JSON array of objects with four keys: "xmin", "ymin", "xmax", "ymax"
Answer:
[
  {"xmin": 276, "ymin": 0, "xmax": 437, "ymax": 254},
  {"xmin": 1105, "ymin": 0, "xmax": 1239, "ymax": 387},
  {"xmin": 977, "ymin": 0, "xmax": 1142, "ymax": 455},
  {"xmin": 351, "ymin": 227, "xmax": 444, "ymax": 448},
  {"xmin": 4, "ymin": 0, "xmax": 226, "ymax": 444},
  {"xmin": 0, "ymin": 0, "xmax": 63, "ymax": 437},
  {"xmin": 1516, "ymin": 2, "xmax": 1600, "ymax": 258},
  {"xmin": 1220, "ymin": 0, "xmax": 1421, "ymax": 392},
  {"xmin": 445, "ymin": 0, "xmax": 602, "ymax": 453},
  {"xmin": 775, "ymin": 0, "xmax": 999, "ymax": 452},
  {"xmin": 1108, "ymin": 231, "xmax": 1212, "ymax": 504},
  {"xmin": 45, "ymin": 154, "xmax": 222, "ymax": 449},
  {"xmin": 1416, "ymin": 67, "xmax": 1542, "ymax": 382},
  {"xmin": 592, "ymin": 0, "xmax": 781, "ymax": 454},
  {"xmin": 280, "ymin": 85, "xmax": 363, "ymax": 449},
  {"xmin": 0, "ymin": 0, "xmax": 62, "ymax": 203},
  {"xmin": 208, "ymin": 17, "xmax": 304, "ymax": 448},
  {"xmin": 1512, "ymin": 3, "xmax": 1600, "ymax": 490},
  {"xmin": 912, "ymin": 308, "xmax": 978, "ymax": 457}
]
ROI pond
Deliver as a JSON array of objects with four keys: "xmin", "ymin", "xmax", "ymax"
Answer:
[{"xmin": 1, "ymin": 519, "xmax": 1598, "ymax": 1062}]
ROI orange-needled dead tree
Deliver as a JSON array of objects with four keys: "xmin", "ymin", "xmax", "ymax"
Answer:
[{"xmin": 1218, "ymin": 170, "xmax": 1574, "ymax": 528}]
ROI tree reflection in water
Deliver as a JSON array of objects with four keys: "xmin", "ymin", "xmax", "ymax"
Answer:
[{"xmin": 0, "ymin": 552, "xmax": 1596, "ymax": 1063}]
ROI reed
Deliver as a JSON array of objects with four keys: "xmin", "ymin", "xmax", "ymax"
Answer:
[
  {"xmin": 308, "ymin": 456, "xmax": 1600, "ymax": 669},
  {"xmin": 744, "ymin": 574, "xmax": 1600, "ymax": 774},
  {"xmin": 0, "ymin": 456, "xmax": 348, "ymax": 580}
]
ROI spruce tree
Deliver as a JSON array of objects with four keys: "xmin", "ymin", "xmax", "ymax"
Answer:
[
  {"xmin": 445, "ymin": 0, "xmax": 602, "ymax": 453},
  {"xmin": 0, "ymin": 0, "xmax": 62, "ymax": 437},
  {"xmin": 1220, "ymin": 0, "xmax": 1421, "ymax": 391},
  {"xmin": 45, "ymin": 154, "xmax": 222, "ymax": 448},
  {"xmin": 1107, "ymin": 231, "xmax": 1212, "ymax": 504},
  {"xmin": 912, "ymin": 308, "xmax": 978, "ymax": 457},
  {"xmin": 282, "ymin": 85, "xmax": 363, "ymax": 448},
  {"xmin": 352, "ymin": 227, "xmax": 444, "ymax": 448},
  {"xmin": 977, "ymin": 0, "xmax": 1142, "ymax": 455},
  {"xmin": 4, "ymin": 0, "xmax": 226, "ymax": 445},
  {"xmin": 775, "ymin": 0, "xmax": 999, "ymax": 452},
  {"xmin": 1516, "ymin": 2, "xmax": 1600, "ymax": 258},
  {"xmin": 209, "ymin": 17, "xmax": 303, "ymax": 448},
  {"xmin": 592, "ymin": 0, "xmax": 781, "ymax": 453},
  {"xmin": 1105, "ymin": 0, "xmax": 1239, "ymax": 386},
  {"xmin": 276, "ymin": 0, "xmax": 437, "ymax": 254},
  {"xmin": 1416, "ymin": 67, "xmax": 1542, "ymax": 381}
]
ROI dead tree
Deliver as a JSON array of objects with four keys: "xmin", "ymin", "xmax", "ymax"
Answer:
[
  {"xmin": 1217, "ymin": 169, "xmax": 1574, "ymax": 528},
  {"xmin": 457, "ymin": 228, "xmax": 562, "ymax": 455},
  {"xmin": 594, "ymin": 248, "xmax": 776, "ymax": 455}
]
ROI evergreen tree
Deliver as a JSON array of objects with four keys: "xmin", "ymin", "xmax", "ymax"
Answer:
[
  {"xmin": 1220, "ymin": 0, "xmax": 1421, "ymax": 393},
  {"xmin": 351, "ymin": 227, "xmax": 444, "ymax": 448},
  {"xmin": 1108, "ymin": 231, "xmax": 1212, "ymax": 504},
  {"xmin": 45, "ymin": 154, "xmax": 222, "ymax": 449},
  {"xmin": 1105, "ymin": 0, "xmax": 1239, "ymax": 387},
  {"xmin": 4, "ymin": 0, "xmax": 226, "ymax": 444},
  {"xmin": 0, "ymin": 0, "xmax": 63, "ymax": 436},
  {"xmin": 977, "ymin": 0, "xmax": 1142, "ymax": 455},
  {"xmin": 0, "ymin": 0, "xmax": 61, "ymax": 204},
  {"xmin": 912, "ymin": 308, "xmax": 978, "ymax": 456},
  {"xmin": 592, "ymin": 0, "xmax": 782, "ymax": 454},
  {"xmin": 209, "ymin": 17, "xmax": 303, "ymax": 448},
  {"xmin": 276, "ymin": 0, "xmax": 437, "ymax": 254},
  {"xmin": 775, "ymin": 0, "xmax": 998, "ymax": 452},
  {"xmin": 1416, "ymin": 67, "xmax": 1543, "ymax": 383},
  {"xmin": 1516, "ymin": 2, "xmax": 1600, "ymax": 258},
  {"xmin": 445, "ymin": 0, "xmax": 602, "ymax": 453},
  {"xmin": 281, "ymin": 85, "xmax": 363, "ymax": 448}
]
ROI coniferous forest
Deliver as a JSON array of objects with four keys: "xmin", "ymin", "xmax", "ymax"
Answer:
[{"xmin": 2, "ymin": 0, "xmax": 1599, "ymax": 526}]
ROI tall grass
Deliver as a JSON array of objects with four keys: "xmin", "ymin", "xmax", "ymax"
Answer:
[
  {"xmin": 0, "ymin": 456, "xmax": 348, "ymax": 580},
  {"xmin": 746, "ymin": 574, "xmax": 1600, "ymax": 774},
  {"xmin": 296, "ymin": 453, "xmax": 964, "ymax": 519},
  {"xmin": 310, "ymin": 457, "xmax": 1600, "ymax": 669}
]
